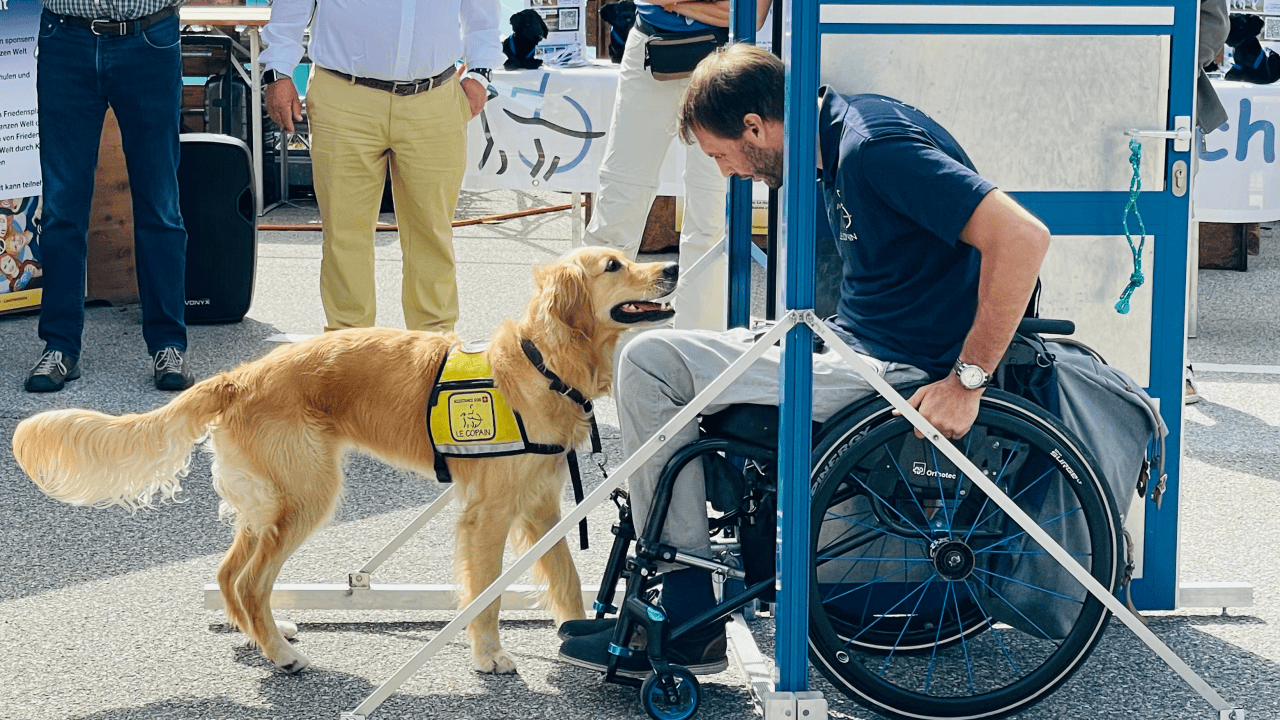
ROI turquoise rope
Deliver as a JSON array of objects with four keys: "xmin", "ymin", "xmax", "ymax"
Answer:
[{"xmin": 1116, "ymin": 139, "xmax": 1146, "ymax": 314}]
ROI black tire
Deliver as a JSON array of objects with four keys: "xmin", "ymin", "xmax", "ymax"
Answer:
[{"xmin": 808, "ymin": 390, "xmax": 1120, "ymax": 720}]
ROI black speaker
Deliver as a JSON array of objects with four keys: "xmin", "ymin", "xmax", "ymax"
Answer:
[{"xmin": 178, "ymin": 134, "xmax": 257, "ymax": 323}]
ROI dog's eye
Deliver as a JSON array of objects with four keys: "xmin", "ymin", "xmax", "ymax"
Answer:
[{"xmin": 604, "ymin": 259, "xmax": 622, "ymax": 272}]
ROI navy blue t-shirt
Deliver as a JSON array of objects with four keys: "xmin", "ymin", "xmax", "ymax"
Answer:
[{"xmin": 819, "ymin": 90, "xmax": 995, "ymax": 378}]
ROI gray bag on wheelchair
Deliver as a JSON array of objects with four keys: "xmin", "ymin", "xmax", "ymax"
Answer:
[{"xmin": 978, "ymin": 339, "xmax": 1167, "ymax": 639}]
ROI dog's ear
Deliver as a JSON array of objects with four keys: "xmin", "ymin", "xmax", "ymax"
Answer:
[
  {"xmin": 534, "ymin": 261, "xmax": 595, "ymax": 344},
  {"xmin": 510, "ymin": 10, "xmax": 529, "ymax": 32},
  {"xmin": 536, "ymin": 12, "xmax": 548, "ymax": 36}
]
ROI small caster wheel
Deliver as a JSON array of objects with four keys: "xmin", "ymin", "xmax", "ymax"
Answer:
[{"xmin": 639, "ymin": 666, "xmax": 700, "ymax": 720}]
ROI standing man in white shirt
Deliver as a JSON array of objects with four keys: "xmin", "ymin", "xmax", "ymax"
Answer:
[{"xmin": 259, "ymin": 0, "xmax": 501, "ymax": 333}]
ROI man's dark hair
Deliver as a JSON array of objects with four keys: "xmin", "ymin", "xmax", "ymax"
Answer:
[{"xmin": 678, "ymin": 43, "xmax": 785, "ymax": 145}]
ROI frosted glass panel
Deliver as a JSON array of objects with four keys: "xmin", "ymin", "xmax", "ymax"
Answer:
[
  {"xmin": 820, "ymin": 35, "xmax": 1170, "ymax": 193},
  {"xmin": 1037, "ymin": 235, "xmax": 1155, "ymax": 387}
]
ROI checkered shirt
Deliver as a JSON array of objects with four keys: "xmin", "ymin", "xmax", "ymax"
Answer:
[{"xmin": 42, "ymin": 0, "xmax": 181, "ymax": 21}]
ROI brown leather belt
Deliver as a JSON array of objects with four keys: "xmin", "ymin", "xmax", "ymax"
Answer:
[
  {"xmin": 321, "ymin": 65, "xmax": 458, "ymax": 96},
  {"xmin": 56, "ymin": 6, "xmax": 177, "ymax": 36}
]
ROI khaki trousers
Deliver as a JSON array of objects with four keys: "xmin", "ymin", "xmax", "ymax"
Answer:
[{"xmin": 307, "ymin": 67, "xmax": 470, "ymax": 331}]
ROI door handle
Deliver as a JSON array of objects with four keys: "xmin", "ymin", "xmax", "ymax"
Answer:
[{"xmin": 1125, "ymin": 115, "xmax": 1192, "ymax": 153}]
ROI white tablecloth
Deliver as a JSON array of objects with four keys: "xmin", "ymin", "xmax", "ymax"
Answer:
[
  {"xmin": 1194, "ymin": 78, "xmax": 1280, "ymax": 223},
  {"xmin": 461, "ymin": 64, "xmax": 684, "ymax": 195}
]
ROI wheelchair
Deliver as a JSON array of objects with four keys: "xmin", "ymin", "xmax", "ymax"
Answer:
[{"xmin": 585, "ymin": 319, "xmax": 1124, "ymax": 720}]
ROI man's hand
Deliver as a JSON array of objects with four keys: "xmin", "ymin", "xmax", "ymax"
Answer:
[
  {"xmin": 901, "ymin": 375, "xmax": 983, "ymax": 440},
  {"xmin": 460, "ymin": 77, "xmax": 487, "ymax": 118},
  {"xmin": 266, "ymin": 79, "xmax": 303, "ymax": 134}
]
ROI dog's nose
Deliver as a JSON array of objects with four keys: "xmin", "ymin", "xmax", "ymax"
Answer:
[{"xmin": 662, "ymin": 262, "xmax": 679, "ymax": 281}]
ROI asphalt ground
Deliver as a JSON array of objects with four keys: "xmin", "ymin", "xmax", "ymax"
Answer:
[{"xmin": 0, "ymin": 192, "xmax": 1275, "ymax": 720}]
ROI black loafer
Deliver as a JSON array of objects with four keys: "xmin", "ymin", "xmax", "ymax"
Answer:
[
  {"xmin": 25, "ymin": 350, "xmax": 81, "ymax": 393},
  {"xmin": 153, "ymin": 347, "xmax": 194, "ymax": 391},
  {"xmin": 558, "ymin": 623, "xmax": 727, "ymax": 678}
]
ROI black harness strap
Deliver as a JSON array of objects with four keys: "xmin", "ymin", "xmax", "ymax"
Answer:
[{"xmin": 522, "ymin": 338, "xmax": 608, "ymax": 551}]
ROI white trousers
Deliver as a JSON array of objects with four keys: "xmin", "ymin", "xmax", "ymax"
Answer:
[{"xmin": 584, "ymin": 26, "xmax": 729, "ymax": 332}]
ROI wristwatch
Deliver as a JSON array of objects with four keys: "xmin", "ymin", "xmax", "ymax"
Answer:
[
  {"xmin": 953, "ymin": 359, "xmax": 992, "ymax": 390},
  {"xmin": 261, "ymin": 69, "xmax": 290, "ymax": 85},
  {"xmin": 465, "ymin": 67, "xmax": 492, "ymax": 85}
]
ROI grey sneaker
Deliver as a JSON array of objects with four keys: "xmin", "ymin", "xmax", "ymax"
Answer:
[
  {"xmin": 153, "ymin": 347, "xmax": 194, "ymax": 391},
  {"xmin": 25, "ymin": 350, "xmax": 81, "ymax": 393}
]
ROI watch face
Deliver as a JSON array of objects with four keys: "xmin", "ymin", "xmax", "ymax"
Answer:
[{"xmin": 959, "ymin": 365, "xmax": 985, "ymax": 388}]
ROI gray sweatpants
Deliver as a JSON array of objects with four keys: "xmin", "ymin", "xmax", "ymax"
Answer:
[{"xmin": 617, "ymin": 327, "xmax": 930, "ymax": 561}]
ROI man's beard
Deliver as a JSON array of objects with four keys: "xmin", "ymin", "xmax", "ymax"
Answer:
[{"xmin": 742, "ymin": 142, "xmax": 784, "ymax": 189}]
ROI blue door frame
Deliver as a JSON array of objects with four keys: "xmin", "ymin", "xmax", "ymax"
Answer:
[{"xmin": 725, "ymin": 0, "xmax": 1196, "ymax": 693}]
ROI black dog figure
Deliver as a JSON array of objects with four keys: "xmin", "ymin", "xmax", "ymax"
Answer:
[
  {"xmin": 599, "ymin": 1, "xmax": 636, "ymax": 64},
  {"xmin": 503, "ymin": 9, "xmax": 548, "ymax": 70},
  {"xmin": 1225, "ymin": 14, "xmax": 1280, "ymax": 85}
]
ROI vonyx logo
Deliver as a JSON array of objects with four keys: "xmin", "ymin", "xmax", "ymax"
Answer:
[
  {"xmin": 185, "ymin": 298, "xmax": 211, "ymax": 306},
  {"xmin": 912, "ymin": 462, "xmax": 957, "ymax": 481}
]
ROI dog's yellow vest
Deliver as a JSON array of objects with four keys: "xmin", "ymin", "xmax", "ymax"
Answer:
[{"xmin": 428, "ymin": 343, "xmax": 561, "ymax": 458}]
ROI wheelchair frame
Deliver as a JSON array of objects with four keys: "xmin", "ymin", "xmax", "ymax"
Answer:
[{"xmin": 327, "ymin": 310, "xmax": 1240, "ymax": 720}]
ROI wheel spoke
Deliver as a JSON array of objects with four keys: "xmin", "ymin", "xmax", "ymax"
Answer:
[
  {"xmin": 949, "ymin": 579, "xmax": 977, "ymax": 694},
  {"xmin": 975, "ymin": 507, "xmax": 1083, "ymax": 555},
  {"xmin": 927, "ymin": 443, "xmax": 954, "ymax": 532},
  {"xmin": 970, "ymin": 566, "xmax": 1086, "ymax": 604},
  {"xmin": 875, "ymin": 574, "xmax": 940, "ymax": 674},
  {"xmin": 964, "ymin": 578, "xmax": 1020, "ymax": 675},
  {"xmin": 969, "ymin": 572, "xmax": 1062, "ymax": 641},
  {"xmin": 963, "ymin": 464, "xmax": 1054, "ymax": 544},
  {"xmin": 849, "ymin": 470, "xmax": 936, "ymax": 540},
  {"xmin": 885, "ymin": 450, "xmax": 943, "ymax": 535}
]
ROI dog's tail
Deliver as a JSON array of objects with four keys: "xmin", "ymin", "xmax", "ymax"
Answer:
[{"xmin": 12, "ymin": 376, "xmax": 239, "ymax": 511}]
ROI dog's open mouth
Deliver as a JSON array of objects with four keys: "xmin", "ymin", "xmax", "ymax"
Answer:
[{"xmin": 611, "ymin": 299, "xmax": 675, "ymax": 324}]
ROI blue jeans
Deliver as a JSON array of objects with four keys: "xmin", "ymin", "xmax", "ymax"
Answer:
[{"xmin": 36, "ymin": 10, "xmax": 188, "ymax": 361}]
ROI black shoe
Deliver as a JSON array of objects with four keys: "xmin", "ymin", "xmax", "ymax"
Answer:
[
  {"xmin": 25, "ymin": 350, "xmax": 80, "ymax": 393},
  {"xmin": 558, "ymin": 617, "xmax": 620, "ymax": 641},
  {"xmin": 558, "ymin": 623, "xmax": 727, "ymax": 678},
  {"xmin": 153, "ymin": 347, "xmax": 194, "ymax": 391}
]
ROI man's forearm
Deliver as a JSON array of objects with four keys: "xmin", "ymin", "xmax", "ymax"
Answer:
[
  {"xmin": 670, "ymin": 0, "xmax": 731, "ymax": 27},
  {"xmin": 956, "ymin": 191, "xmax": 1051, "ymax": 373},
  {"xmin": 960, "ymin": 242, "xmax": 1046, "ymax": 372}
]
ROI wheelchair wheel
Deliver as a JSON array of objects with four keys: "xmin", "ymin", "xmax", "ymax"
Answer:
[
  {"xmin": 808, "ymin": 390, "xmax": 1121, "ymax": 720},
  {"xmin": 640, "ymin": 667, "xmax": 700, "ymax": 720}
]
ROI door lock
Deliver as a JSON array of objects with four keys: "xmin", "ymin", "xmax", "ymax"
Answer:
[{"xmin": 1171, "ymin": 160, "xmax": 1187, "ymax": 197}]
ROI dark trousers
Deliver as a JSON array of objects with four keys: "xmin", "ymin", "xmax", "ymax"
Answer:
[{"xmin": 35, "ymin": 9, "xmax": 188, "ymax": 360}]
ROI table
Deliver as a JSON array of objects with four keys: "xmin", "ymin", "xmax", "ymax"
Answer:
[
  {"xmin": 178, "ymin": 6, "xmax": 271, "ymax": 216},
  {"xmin": 1193, "ymin": 78, "xmax": 1280, "ymax": 223}
]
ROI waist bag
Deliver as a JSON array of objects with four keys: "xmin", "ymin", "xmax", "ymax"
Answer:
[{"xmin": 642, "ymin": 21, "xmax": 728, "ymax": 80}]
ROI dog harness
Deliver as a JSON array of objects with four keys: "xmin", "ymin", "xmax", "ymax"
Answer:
[
  {"xmin": 428, "ymin": 341, "xmax": 562, "ymax": 459},
  {"xmin": 426, "ymin": 340, "xmax": 600, "ymax": 549}
]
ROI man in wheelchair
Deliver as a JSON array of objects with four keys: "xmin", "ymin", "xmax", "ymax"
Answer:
[{"xmin": 558, "ymin": 42, "xmax": 1053, "ymax": 678}]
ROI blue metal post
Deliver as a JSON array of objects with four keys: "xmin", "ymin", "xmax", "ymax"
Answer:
[
  {"xmin": 776, "ymin": 0, "xmax": 818, "ymax": 692},
  {"xmin": 727, "ymin": 0, "xmax": 757, "ymax": 328},
  {"xmin": 1131, "ymin": 0, "xmax": 1196, "ymax": 612}
]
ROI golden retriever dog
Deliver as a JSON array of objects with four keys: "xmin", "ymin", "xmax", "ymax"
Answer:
[{"xmin": 12, "ymin": 247, "xmax": 677, "ymax": 675}]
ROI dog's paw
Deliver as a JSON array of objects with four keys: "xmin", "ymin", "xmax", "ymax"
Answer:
[
  {"xmin": 276, "ymin": 620, "xmax": 298, "ymax": 640},
  {"xmin": 473, "ymin": 650, "xmax": 518, "ymax": 675},
  {"xmin": 271, "ymin": 646, "xmax": 312, "ymax": 674}
]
